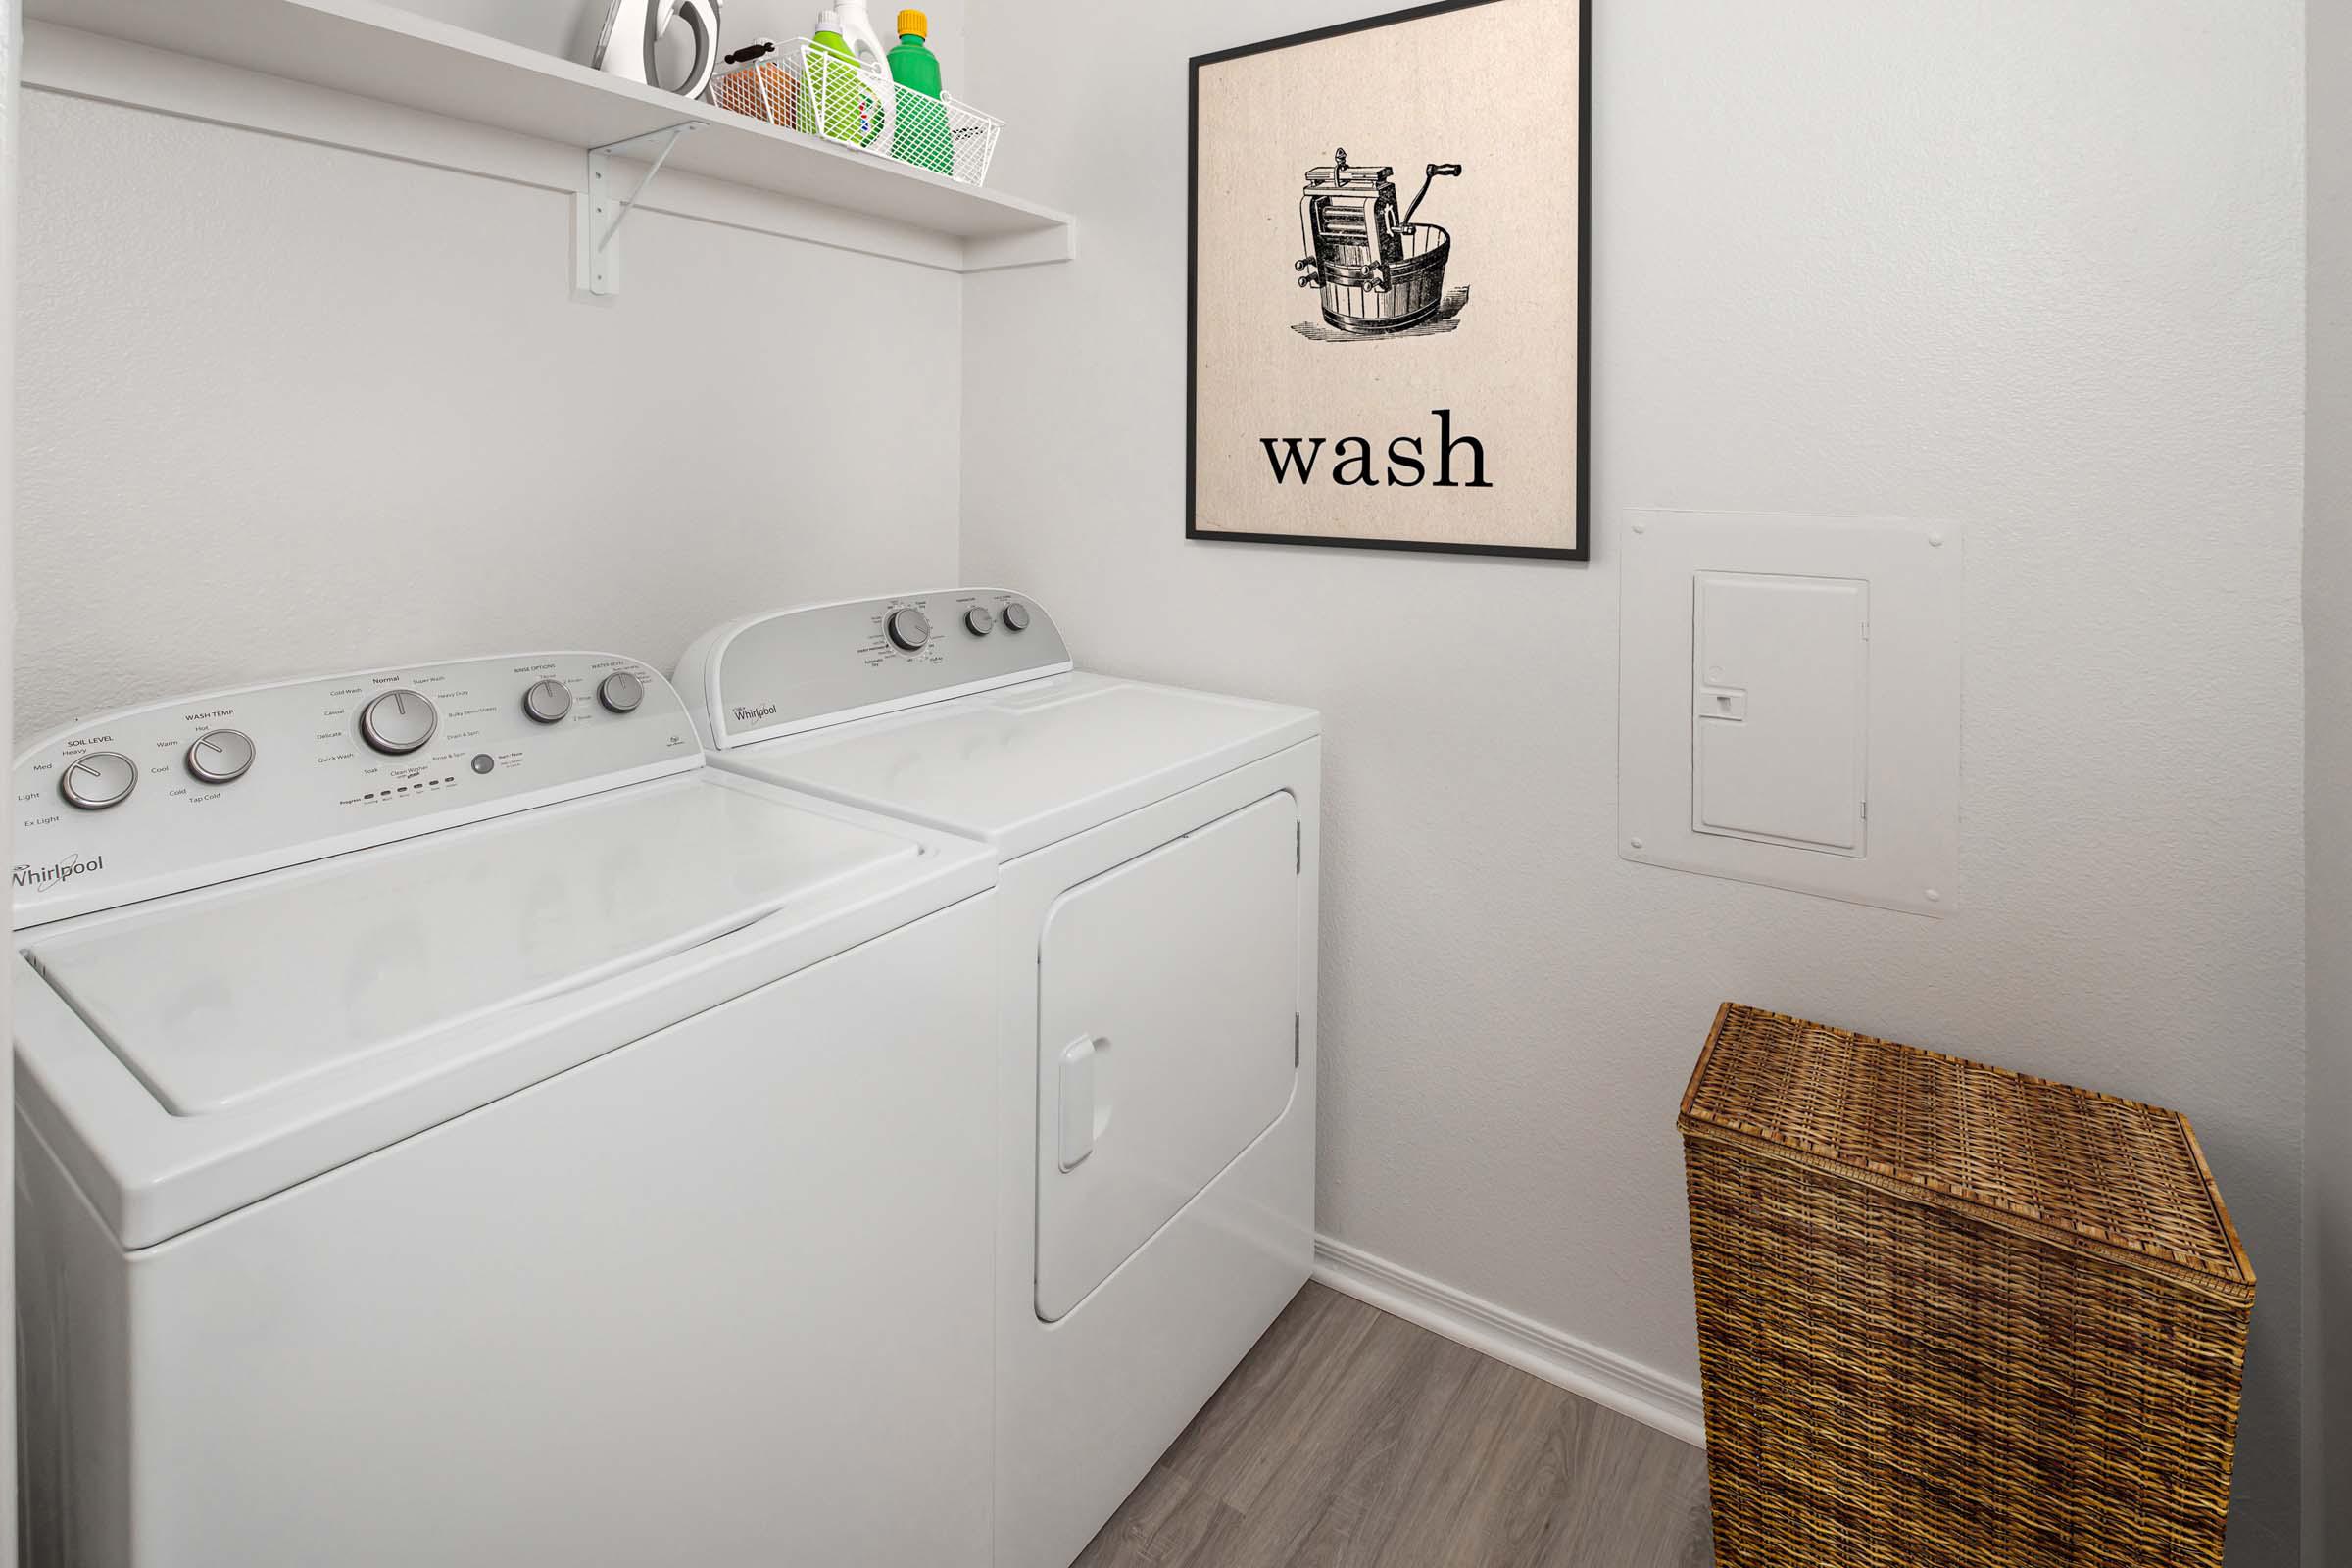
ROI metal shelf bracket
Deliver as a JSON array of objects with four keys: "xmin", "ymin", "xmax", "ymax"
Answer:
[{"xmin": 575, "ymin": 122, "xmax": 704, "ymax": 297}]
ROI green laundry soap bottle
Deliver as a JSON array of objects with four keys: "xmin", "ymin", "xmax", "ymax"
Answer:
[
  {"xmin": 808, "ymin": 11, "xmax": 883, "ymax": 146},
  {"xmin": 887, "ymin": 10, "xmax": 955, "ymax": 174}
]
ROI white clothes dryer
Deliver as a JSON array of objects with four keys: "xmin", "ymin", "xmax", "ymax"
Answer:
[
  {"xmin": 13, "ymin": 652, "xmax": 998, "ymax": 1568},
  {"xmin": 676, "ymin": 590, "xmax": 1321, "ymax": 1568}
]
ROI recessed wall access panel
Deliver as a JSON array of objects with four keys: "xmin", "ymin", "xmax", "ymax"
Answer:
[
  {"xmin": 1621, "ymin": 513, "xmax": 1960, "ymax": 915},
  {"xmin": 1692, "ymin": 573, "xmax": 1869, "ymax": 856}
]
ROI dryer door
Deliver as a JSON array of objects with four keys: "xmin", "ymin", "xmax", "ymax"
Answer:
[{"xmin": 1034, "ymin": 792, "xmax": 1300, "ymax": 1322}]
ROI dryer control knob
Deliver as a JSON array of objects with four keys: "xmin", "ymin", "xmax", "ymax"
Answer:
[
  {"xmin": 185, "ymin": 729, "xmax": 256, "ymax": 784},
  {"xmin": 964, "ymin": 607, "xmax": 996, "ymax": 636},
  {"xmin": 599, "ymin": 672, "xmax": 645, "ymax": 713},
  {"xmin": 1002, "ymin": 602, "xmax": 1032, "ymax": 632},
  {"xmin": 360, "ymin": 690, "xmax": 439, "ymax": 755},
  {"xmin": 522, "ymin": 679, "xmax": 573, "ymax": 724},
  {"xmin": 60, "ymin": 751, "xmax": 139, "ymax": 810},
  {"xmin": 887, "ymin": 607, "xmax": 933, "ymax": 652}
]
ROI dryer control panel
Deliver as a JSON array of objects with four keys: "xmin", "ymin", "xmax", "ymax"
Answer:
[
  {"xmin": 14, "ymin": 653, "xmax": 700, "ymax": 929},
  {"xmin": 678, "ymin": 588, "xmax": 1074, "ymax": 750}
]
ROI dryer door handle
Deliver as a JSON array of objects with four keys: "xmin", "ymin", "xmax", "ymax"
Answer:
[{"xmin": 1056, "ymin": 1035, "xmax": 1101, "ymax": 1172}]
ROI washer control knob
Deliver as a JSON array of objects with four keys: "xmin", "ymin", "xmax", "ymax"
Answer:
[
  {"xmin": 1002, "ymin": 602, "xmax": 1032, "ymax": 632},
  {"xmin": 60, "ymin": 751, "xmax": 139, "ymax": 810},
  {"xmin": 887, "ymin": 607, "xmax": 933, "ymax": 652},
  {"xmin": 185, "ymin": 729, "xmax": 256, "ymax": 785},
  {"xmin": 360, "ymin": 690, "xmax": 438, "ymax": 755},
  {"xmin": 522, "ymin": 679, "xmax": 573, "ymax": 724},
  {"xmin": 599, "ymin": 671, "xmax": 645, "ymax": 713},
  {"xmin": 964, "ymin": 607, "xmax": 996, "ymax": 636}
]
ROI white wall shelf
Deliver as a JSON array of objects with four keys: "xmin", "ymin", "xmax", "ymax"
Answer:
[{"xmin": 24, "ymin": 0, "xmax": 1075, "ymax": 275}]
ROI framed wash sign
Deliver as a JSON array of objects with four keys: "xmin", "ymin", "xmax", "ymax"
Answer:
[{"xmin": 1187, "ymin": 0, "xmax": 1592, "ymax": 560}]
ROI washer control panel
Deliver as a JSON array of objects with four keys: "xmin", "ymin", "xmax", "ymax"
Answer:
[
  {"xmin": 14, "ymin": 652, "xmax": 699, "ymax": 928},
  {"xmin": 681, "ymin": 588, "xmax": 1072, "ymax": 749}
]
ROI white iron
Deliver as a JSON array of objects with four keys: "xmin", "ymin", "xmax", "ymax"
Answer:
[{"xmin": 592, "ymin": 0, "xmax": 724, "ymax": 101}]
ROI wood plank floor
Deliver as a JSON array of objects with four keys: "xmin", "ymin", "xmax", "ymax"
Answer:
[{"xmin": 1074, "ymin": 1283, "xmax": 1715, "ymax": 1568}]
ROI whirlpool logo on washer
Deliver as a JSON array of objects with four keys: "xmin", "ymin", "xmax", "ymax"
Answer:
[
  {"xmin": 15, "ymin": 854, "xmax": 104, "ymax": 891},
  {"xmin": 732, "ymin": 704, "xmax": 779, "ymax": 724}
]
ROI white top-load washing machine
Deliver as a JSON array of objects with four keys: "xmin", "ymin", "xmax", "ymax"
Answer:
[
  {"xmin": 675, "ymin": 590, "xmax": 1321, "ymax": 1568},
  {"xmin": 13, "ymin": 652, "xmax": 999, "ymax": 1568}
]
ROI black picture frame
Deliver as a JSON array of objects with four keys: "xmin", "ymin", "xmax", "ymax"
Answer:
[{"xmin": 1185, "ymin": 0, "xmax": 1592, "ymax": 562}]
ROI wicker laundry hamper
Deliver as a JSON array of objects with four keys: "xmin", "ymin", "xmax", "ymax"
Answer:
[{"xmin": 1679, "ymin": 1004, "xmax": 2254, "ymax": 1568}]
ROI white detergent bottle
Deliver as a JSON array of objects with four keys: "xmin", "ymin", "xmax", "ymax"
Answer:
[{"xmin": 832, "ymin": 0, "xmax": 896, "ymax": 146}]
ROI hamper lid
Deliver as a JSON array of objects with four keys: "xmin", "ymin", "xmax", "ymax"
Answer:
[{"xmin": 1679, "ymin": 1003, "xmax": 2254, "ymax": 1292}]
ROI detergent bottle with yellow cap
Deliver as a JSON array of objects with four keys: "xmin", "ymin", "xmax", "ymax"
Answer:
[{"xmin": 886, "ymin": 9, "xmax": 955, "ymax": 174}]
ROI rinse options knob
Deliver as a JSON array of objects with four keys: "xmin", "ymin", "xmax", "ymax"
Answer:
[
  {"xmin": 522, "ymin": 679, "xmax": 573, "ymax": 724},
  {"xmin": 887, "ymin": 607, "xmax": 933, "ymax": 652},
  {"xmin": 361, "ymin": 690, "xmax": 439, "ymax": 755},
  {"xmin": 599, "ymin": 672, "xmax": 645, "ymax": 713},
  {"xmin": 185, "ymin": 729, "xmax": 256, "ymax": 784},
  {"xmin": 1002, "ymin": 602, "xmax": 1031, "ymax": 632},
  {"xmin": 60, "ymin": 751, "xmax": 139, "ymax": 810}
]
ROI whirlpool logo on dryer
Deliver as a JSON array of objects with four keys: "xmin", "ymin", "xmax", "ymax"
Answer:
[
  {"xmin": 732, "ymin": 704, "xmax": 779, "ymax": 723},
  {"xmin": 15, "ymin": 854, "xmax": 104, "ymax": 891}
]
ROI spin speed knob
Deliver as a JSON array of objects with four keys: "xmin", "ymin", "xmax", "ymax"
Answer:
[
  {"xmin": 522, "ymin": 679, "xmax": 573, "ymax": 724},
  {"xmin": 185, "ymin": 729, "xmax": 256, "ymax": 784},
  {"xmin": 60, "ymin": 751, "xmax": 139, "ymax": 810},
  {"xmin": 887, "ymin": 608, "xmax": 933, "ymax": 652},
  {"xmin": 599, "ymin": 672, "xmax": 645, "ymax": 713},
  {"xmin": 361, "ymin": 690, "xmax": 439, "ymax": 755}
]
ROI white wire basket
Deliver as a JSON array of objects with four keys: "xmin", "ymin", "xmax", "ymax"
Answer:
[{"xmin": 711, "ymin": 39, "xmax": 1004, "ymax": 188}]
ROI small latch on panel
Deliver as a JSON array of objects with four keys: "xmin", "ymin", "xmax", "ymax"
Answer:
[{"xmin": 1696, "ymin": 685, "xmax": 1748, "ymax": 722}]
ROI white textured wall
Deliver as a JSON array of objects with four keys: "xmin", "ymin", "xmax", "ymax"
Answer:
[
  {"xmin": 2306, "ymin": 0, "xmax": 2350, "ymax": 1553},
  {"xmin": 959, "ymin": 2, "xmax": 2308, "ymax": 1558},
  {"xmin": 15, "ymin": 86, "xmax": 961, "ymax": 739}
]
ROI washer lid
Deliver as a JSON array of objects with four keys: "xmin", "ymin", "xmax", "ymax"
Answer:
[
  {"xmin": 721, "ymin": 674, "xmax": 1320, "ymax": 859},
  {"xmin": 27, "ymin": 773, "xmax": 920, "ymax": 1116}
]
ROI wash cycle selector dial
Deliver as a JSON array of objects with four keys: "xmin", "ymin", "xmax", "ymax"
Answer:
[
  {"xmin": 964, "ymin": 607, "xmax": 996, "ymax": 636},
  {"xmin": 887, "ymin": 607, "xmax": 933, "ymax": 652},
  {"xmin": 522, "ymin": 679, "xmax": 573, "ymax": 724},
  {"xmin": 599, "ymin": 672, "xmax": 644, "ymax": 713},
  {"xmin": 185, "ymin": 729, "xmax": 255, "ymax": 785},
  {"xmin": 60, "ymin": 751, "xmax": 139, "ymax": 810},
  {"xmin": 1002, "ymin": 602, "xmax": 1031, "ymax": 632},
  {"xmin": 360, "ymin": 689, "xmax": 439, "ymax": 755}
]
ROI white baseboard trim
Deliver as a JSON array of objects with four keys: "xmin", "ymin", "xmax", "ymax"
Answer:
[{"xmin": 1311, "ymin": 1235, "xmax": 1708, "ymax": 1450}]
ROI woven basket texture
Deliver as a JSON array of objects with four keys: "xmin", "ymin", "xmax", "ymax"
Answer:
[{"xmin": 1679, "ymin": 1004, "xmax": 2253, "ymax": 1568}]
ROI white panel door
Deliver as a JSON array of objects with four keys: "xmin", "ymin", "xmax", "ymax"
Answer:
[
  {"xmin": 1692, "ymin": 571, "xmax": 1870, "ymax": 855},
  {"xmin": 1034, "ymin": 793, "xmax": 1299, "ymax": 1323}
]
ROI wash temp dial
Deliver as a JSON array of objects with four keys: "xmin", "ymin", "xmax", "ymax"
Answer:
[
  {"xmin": 360, "ymin": 689, "xmax": 439, "ymax": 755},
  {"xmin": 60, "ymin": 751, "xmax": 139, "ymax": 810},
  {"xmin": 185, "ymin": 729, "xmax": 255, "ymax": 784}
]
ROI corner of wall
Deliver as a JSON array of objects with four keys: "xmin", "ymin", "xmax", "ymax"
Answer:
[{"xmin": 2305, "ymin": 0, "xmax": 2351, "ymax": 1554}]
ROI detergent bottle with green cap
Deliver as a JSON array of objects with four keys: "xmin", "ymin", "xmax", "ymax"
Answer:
[{"xmin": 886, "ymin": 9, "xmax": 954, "ymax": 173}]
